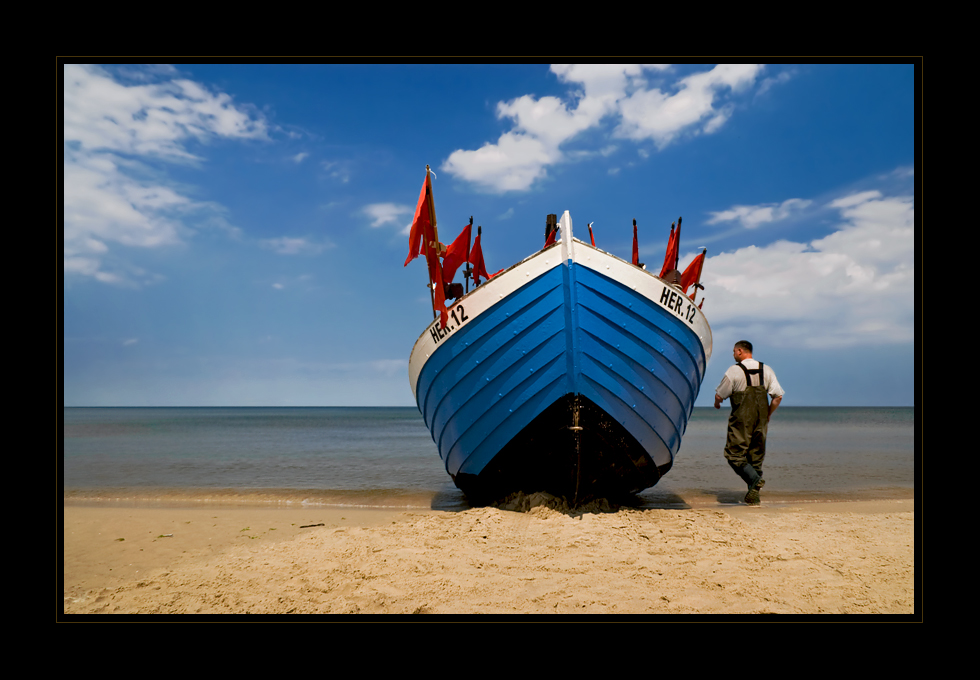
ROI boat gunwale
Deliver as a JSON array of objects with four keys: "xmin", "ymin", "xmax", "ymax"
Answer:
[{"xmin": 409, "ymin": 230, "xmax": 712, "ymax": 398}]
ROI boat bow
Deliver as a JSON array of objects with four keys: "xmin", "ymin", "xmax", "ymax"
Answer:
[{"xmin": 409, "ymin": 211, "xmax": 712, "ymax": 502}]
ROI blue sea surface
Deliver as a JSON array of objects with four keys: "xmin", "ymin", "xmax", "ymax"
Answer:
[
  {"xmin": 62, "ymin": 406, "xmax": 915, "ymax": 509},
  {"xmin": 649, "ymin": 407, "xmax": 916, "ymax": 506}
]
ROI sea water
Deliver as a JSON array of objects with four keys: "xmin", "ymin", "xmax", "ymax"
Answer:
[{"xmin": 62, "ymin": 407, "xmax": 915, "ymax": 509}]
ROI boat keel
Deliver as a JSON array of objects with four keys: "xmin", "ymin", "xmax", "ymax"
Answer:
[{"xmin": 451, "ymin": 394, "xmax": 669, "ymax": 505}]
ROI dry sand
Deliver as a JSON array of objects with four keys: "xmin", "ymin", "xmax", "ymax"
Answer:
[{"xmin": 62, "ymin": 495, "xmax": 916, "ymax": 616}]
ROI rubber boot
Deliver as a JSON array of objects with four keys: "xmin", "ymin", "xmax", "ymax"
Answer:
[
  {"xmin": 741, "ymin": 464, "xmax": 762, "ymax": 490},
  {"xmin": 728, "ymin": 461, "xmax": 761, "ymax": 488},
  {"xmin": 743, "ymin": 466, "xmax": 764, "ymax": 504}
]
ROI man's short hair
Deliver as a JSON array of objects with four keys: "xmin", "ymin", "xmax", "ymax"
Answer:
[{"xmin": 734, "ymin": 340, "xmax": 753, "ymax": 353}]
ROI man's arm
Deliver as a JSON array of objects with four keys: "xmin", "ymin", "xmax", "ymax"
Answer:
[
  {"xmin": 714, "ymin": 393, "xmax": 725, "ymax": 409},
  {"xmin": 768, "ymin": 395, "xmax": 782, "ymax": 417}
]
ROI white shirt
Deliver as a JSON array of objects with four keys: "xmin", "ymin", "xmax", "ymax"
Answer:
[{"xmin": 715, "ymin": 358, "xmax": 785, "ymax": 401}]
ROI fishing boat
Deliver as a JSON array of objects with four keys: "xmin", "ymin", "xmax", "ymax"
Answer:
[{"xmin": 406, "ymin": 168, "xmax": 712, "ymax": 504}]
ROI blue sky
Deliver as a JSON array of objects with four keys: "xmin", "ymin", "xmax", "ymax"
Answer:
[{"xmin": 62, "ymin": 63, "xmax": 917, "ymax": 407}]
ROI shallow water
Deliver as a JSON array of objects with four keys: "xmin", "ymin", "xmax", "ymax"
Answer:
[{"xmin": 63, "ymin": 406, "xmax": 915, "ymax": 509}]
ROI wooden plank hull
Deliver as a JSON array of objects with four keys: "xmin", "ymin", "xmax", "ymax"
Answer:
[{"xmin": 409, "ymin": 212, "xmax": 712, "ymax": 503}]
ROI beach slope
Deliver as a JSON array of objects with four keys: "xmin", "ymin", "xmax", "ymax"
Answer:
[{"xmin": 63, "ymin": 499, "xmax": 915, "ymax": 615}]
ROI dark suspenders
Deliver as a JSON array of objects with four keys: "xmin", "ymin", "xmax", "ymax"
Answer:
[{"xmin": 736, "ymin": 361, "xmax": 764, "ymax": 388}]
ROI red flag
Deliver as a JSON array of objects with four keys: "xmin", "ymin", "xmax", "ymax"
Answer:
[
  {"xmin": 469, "ymin": 229, "xmax": 490, "ymax": 284},
  {"xmin": 632, "ymin": 220, "xmax": 639, "ymax": 265},
  {"xmin": 404, "ymin": 173, "xmax": 431, "ymax": 267},
  {"xmin": 545, "ymin": 227, "xmax": 557, "ymax": 247},
  {"xmin": 426, "ymin": 237, "xmax": 448, "ymax": 328},
  {"xmin": 681, "ymin": 250, "xmax": 705, "ymax": 295},
  {"xmin": 588, "ymin": 222, "xmax": 595, "ymax": 247},
  {"xmin": 441, "ymin": 223, "xmax": 471, "ymax": 284},
  {"xmin": 659, "ymin": 223, "xmax": 677, "ymax": 278},
  {"xmin": 405, "ymin": 169, "xmax": 450, "ymax": 327}
]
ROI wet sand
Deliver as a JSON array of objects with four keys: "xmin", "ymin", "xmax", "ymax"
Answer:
[{"xmin": 62, "ymin": 496, "xmax": 916, "ymax": 616}]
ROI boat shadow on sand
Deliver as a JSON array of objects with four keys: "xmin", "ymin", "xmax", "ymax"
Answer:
[
  {"xmin": 428, "ymin": 488, "xmax": 748, "ymax": 515},
  {"xmin": 429, "ymin": 487, "xmax": 756, "ymax": 515}
]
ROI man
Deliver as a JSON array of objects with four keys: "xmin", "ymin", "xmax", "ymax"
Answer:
[{"xmin": 714, "ymin": 340, "xmax": 784, "ymax": 504}]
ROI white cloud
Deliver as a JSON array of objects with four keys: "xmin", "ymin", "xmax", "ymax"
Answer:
[
  {"xmin": 757, "ymin": 69, "xmax": 794, "ymax": 96},
  {"xmin": 616, "ymin": 64, "xmax": 764, "ymax": 146},
  {"xmin": 442, "ymin": 64, "xmax": 765, "ymax": 193},
  {"xmin": 707, "ymin": 198, "xmax": 813, "ymax": 229},
  {"xmin": 292, "ymin": 152, "xmax": 309, "ymax": 163},
  {"xmin": 700, "ymin": 189, "xmax": 914, "ymax": 349},
  {"xmin": 63, "ymin": 64, "xmax": 268, "ymax": 286},
  {"xmin": 322, "ymin": 160, "xmax": 351, "ymax": 183},
  {"xmin": 363, "ymin": 202, "xmax": 413, "ymax": 228},
  {"xmin": 259, "ymin": 236, "xmax": 332, "ymax": 255},
  {"xmin": 63, "ymin": 64, "xmax": 266, "ymax": 159},
  {"xmin": 442, "ymin": 132, "xmax": 557, "ymax": 192}
]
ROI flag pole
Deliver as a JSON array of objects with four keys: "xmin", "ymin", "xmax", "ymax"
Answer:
[
  {"xmin": 464, "ymin": 216, "xmax": 473, "ymax": 294},
  {"xmin": 427, "ymin": 165, "xmax": 441, "ymax": 255},
  {"xmin": 476, "ymin": 225, "xmax": 483, "ymax": 286},
  {"xmin": 632, "ymin": 218, "xmax": 641, "ymax": 267},
  {"xmin": 422, "ymin": 163, "xmax": 438, "ymax": 319},
  {"xmin": 674, "ymin": 216, "xmax": 682, "ymax": 270}
]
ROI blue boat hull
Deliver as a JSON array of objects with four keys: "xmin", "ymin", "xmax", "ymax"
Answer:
[{"xmin": 409, "ymin": 212, "xmax": 712, "ymax": 503}]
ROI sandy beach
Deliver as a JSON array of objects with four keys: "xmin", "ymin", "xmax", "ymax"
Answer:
[{"xmin": 61, "ymin": 494, "xmax": 916, "ymax": 616}]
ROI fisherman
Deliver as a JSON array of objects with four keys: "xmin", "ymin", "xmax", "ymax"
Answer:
[{"xmin": 714, "ymin": 340, "xmax": 784, "ymax": 504}]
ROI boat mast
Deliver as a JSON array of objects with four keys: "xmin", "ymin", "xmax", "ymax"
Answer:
[{"xmin": 464, "ymin": 216, "xmax": 473, "ymax": 294}]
